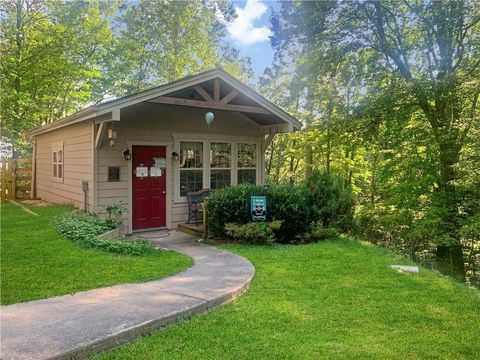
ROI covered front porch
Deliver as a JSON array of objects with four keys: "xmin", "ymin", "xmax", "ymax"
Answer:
[{"xmin": 90, "ymin": 69, "xmax": 301, "ymax": 234}]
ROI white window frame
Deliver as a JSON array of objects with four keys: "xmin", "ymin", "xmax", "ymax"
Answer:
[
  {"xmin": 51, "ymin": 141, "xmax": 64, "ymax": 183},
  {"xmin": 210, "ymin": 141, "xmax": 232, "ymax": 190},
  {"xmin": 237, "ymin": 142, "xmax": 257, "ymax": 185},
  {"xmin": 173, "ymin": 133, "xmax": 262, "ymax": 203},
  {"xmin": 179, "ymin": 141, "xmax": 204, "ymax": 198}
]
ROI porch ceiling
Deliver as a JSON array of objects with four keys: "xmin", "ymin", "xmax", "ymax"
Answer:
[
  {"xmin": 25, "ymin": 69, "xmax": 301, "ymax": 137},
  {"xmin": 145, "ymin": 78, "xmax": 287, "ymax": 127}
]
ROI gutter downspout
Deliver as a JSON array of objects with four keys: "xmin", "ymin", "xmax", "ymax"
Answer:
[
  {"xmin": 82, "ymin": 180, "xmax": 88, "ymax": 211},
  {"xmin": 31, "ymin": 137, "xmax": 37, "ymax": 199}
]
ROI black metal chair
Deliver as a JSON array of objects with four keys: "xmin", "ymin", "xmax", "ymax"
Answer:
[{"xmin": 186, "ymin": 189, "xmax": 213, "ymax": 225}]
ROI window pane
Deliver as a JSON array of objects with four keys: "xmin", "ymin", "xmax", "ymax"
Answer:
[
  {"xmin": 180, "ymin": 170, "xmax": 203, "ymax": 196},
  {"xmin": 53, "ymin": 152, "xmax": 57, "ymax": 163},
  {"xmin": 180, "ymin": 142, "xmax": 203, "ymax": 169},
  {"xmin": 53, "ymin": 164, "xmax": 57, "ymax": 177},
  {"xmin": 58, "ymin": 164, "xmax": 63, "ymax": 178},
  {"xmin": 210, "ymin": 142, "xmax": 231, "ymax": 168},
  {"xmin": 58, "ymin": 150, "xmax": 63, "ymax": 163},
  {"xmin": 211, "ymin": 169, "xmax": 231, "ymax": 189},
  {"xmin": 238, "ymin": 143, "xmax": 256, "ymax": 168},
  {"xmin": 108, "ymin": 167, "xmax": 120, "ymax": 182},
  {"xmin": 238, "ymin": 169, "xmax": 256, "ymax": 185}
]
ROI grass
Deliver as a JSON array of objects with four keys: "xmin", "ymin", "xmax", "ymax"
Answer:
[
  {"xmin": 95, "ymin": 240, "xmax": 480, "ymax": 360},
  {"xmin": 0, "ymin": 202, "xmax": 192, "ymax": 305}
]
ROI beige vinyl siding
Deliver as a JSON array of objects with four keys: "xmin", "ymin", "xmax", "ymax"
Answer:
[
  {"xmin": 96, "ymin": 103, "xmax": 265, "ymax": 232},
  {"xmin": 36, "ymin": 122, "xmax": 93, "ymax": 210}
]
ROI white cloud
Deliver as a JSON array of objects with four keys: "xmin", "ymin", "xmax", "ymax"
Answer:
[{"xmin": 227, "ymin": 0, "xmax": 273, "ymax": 46}]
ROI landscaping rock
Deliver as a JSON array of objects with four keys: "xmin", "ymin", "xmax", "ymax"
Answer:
[{"xmin": 390, "ymin": 265, "xmax": 419, "ymax": 273}]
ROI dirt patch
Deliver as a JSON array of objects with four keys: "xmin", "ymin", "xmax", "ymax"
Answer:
[{"xmin": 22, "ymin": 199, "xmax": 53, "ymax": 207}]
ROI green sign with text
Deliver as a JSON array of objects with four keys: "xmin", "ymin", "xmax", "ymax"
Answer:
[{"xmin": 250, "ymin": 196, "xmax": 267, "ymax": 221}]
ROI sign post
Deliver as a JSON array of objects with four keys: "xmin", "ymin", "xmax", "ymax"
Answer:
[{"xmin": 250, "ymin": 195, "xmax": 267, "ymax": 221}]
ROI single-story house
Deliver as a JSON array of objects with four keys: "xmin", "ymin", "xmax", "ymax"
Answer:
[{"xmin": 25, "ymin": 68, "xmax": 301, "ymax": 233}]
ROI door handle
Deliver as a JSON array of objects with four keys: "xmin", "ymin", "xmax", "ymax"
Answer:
[{"xmin": 162, "ymin": 191, "xmax": 166, "ymax": 194}]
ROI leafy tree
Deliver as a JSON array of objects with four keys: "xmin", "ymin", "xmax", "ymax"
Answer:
[
  {"xmin": 100, "ymin": 0, "xmax": 251, "ymax": 96},
  {"xmin": 270, "ymin": 0, "xmax": 480, "ymax": 280},
  {"xmin": 0, "ymin": 0, "xmax": 113, "ymax": 157},
  {"xmin": 1, "ymin": 0, "xmax": 251, "ymax": 155}
]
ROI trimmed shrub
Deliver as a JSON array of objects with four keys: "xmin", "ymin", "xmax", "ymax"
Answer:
[
  {"xmin": 306, "ymin": 170, "xmax": 355, "ymax": 231},
  {"xmin": 206, "ymin": 183, "xmax": 314, "ymax": 242},
  {"xmin": 206, "ymin": 172, "xmax": 354, "ymax": 243},
  {"xmin": 52, "ymin": 211, "xmax": 155, "ymax": 256},
  {"xmin": 205, "ymin": 184, "xmax": 267, "ymax": 236},
  {"xmin": 225, "ymin": 220, "xmax": 282, "ymax": 245},
  {"xmin": 267, "ymin": 184, "xmax": 314, "ymax": 243}
]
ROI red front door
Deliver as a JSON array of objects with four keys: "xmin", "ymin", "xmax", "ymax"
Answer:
[{"xmin": 132, "ymin": 146, "xmax": 167, "ymax": 230}]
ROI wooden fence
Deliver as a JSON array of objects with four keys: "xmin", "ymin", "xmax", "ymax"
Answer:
[{"xmin": 0, "ymin": 158, "xmax": 32, "ymax": 201}]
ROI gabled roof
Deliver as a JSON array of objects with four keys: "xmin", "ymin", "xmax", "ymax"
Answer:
[{"xmin": 26, "ymin": 68, "xmax": 302, "ymax": 136}]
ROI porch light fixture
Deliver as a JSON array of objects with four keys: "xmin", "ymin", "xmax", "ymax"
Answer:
[
  {"xmin": 205, "ymin": 111, "xmax": 214, "ymax": 126},
  {"xmin": 122, "ymin": 149, "xmax": 131, "ymax": 160},
  {"xmin": 171, "ymin": 151, "xmax": 179, "ymax": 161}
]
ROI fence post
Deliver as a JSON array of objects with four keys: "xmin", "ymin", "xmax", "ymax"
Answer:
[
  {"xmin": 7, "ymin": 158, "xmax": 15, "ymax": 200},
  {"xmin": 1, "ymin": 159, "xmax": 6, "ymax": 201}
]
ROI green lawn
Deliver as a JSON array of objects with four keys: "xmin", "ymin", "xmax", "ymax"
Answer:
[
  {"xmin": 0, "ymin": 202, "xmax": 192, "ymax": 305},
  {"xmin": 96, "ymin": 240, "xmax": 480, "ymax": 360}
]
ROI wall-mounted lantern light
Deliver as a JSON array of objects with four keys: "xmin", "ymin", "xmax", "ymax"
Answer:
[
  {"xmin": 122, "ymin": 149, "xmax": 131, "ymax": 160},
  {"xmin": 205, "ymin": 111, "xmax": 214, "ymax": 126},
  {"xmin": 171, "ymin": 151, "xmax": 179, "ymax": 161}
]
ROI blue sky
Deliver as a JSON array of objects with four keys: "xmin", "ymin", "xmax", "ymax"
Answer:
[{"xmin": 226, "ymin": 0, "xmax": 280, "ymax": 78}]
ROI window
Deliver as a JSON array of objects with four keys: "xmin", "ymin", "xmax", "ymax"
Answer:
[
  {"xmin": 179, "ymin": 141, "xmax": 203, "ymax": 196},
  {"xmin": 108, "ymin": 167, "xmax": 120, "ymax": 182},
  {"xmin": 210, "ymin": 142, "xmax": 231, "ymax": 189},
  {"xmin": 52, "ymin": 146, "xmax": 63, "ymax": 180},
  {"xmin": 237, "ymin": 143, "xmax": 256, "ymax": 185},
  {"xmin": 175, "ymin": 137, "xmax": 261, "ymax": 202}
]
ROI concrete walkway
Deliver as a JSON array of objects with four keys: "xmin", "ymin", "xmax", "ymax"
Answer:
[{"xmin": 1, "ymin": 232, "xmax": 255, "ymax": 360}]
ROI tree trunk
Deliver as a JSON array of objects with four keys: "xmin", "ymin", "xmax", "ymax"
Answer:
[
  {"xmin": 325, "ymin": 128, "xmax": 331, "ymax": 173},
  {"xmin": 289, "ymin": 140, "xmax": 296, "ymax": 185},
  {"xmin": 12, "ymin": 0, "xmax": 23, "ymax": 159},
  {"xmin": 436, "ymin": 140, "xmax": 465, "ymax": 280},
  {"xmin": 304, "ymin": 87, "xmax": 313, "ymax": 180},
  {"xmin": 413, "ymin": 80, "xmax": 466, "ymax": 280}
]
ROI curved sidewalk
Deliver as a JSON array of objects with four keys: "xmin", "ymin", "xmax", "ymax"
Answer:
[{"xmin": 1, "ymin": 232, "xmax": 255, "ymax": 360}]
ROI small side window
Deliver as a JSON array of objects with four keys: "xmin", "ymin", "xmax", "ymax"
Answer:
[
  {"xmin": 52, "ymin": 152, "xmax": 57, "ymax": 177},
  {"xmin": 108, "ymin": 167, "xmax": 120, "ymax": 182},
  {"xmin": 52, "ymin": 143, "xmax": 64, "ymax": 181}
]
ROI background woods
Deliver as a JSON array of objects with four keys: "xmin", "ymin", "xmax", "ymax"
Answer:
[
  {"xmin": 265, "ymin": 0, "xmax": 479, "ymax": 285},
  {"xmin": 0, "ymin": 0, "xmax": 252, "ymax": 156},
  {"xmin": 1, "ymin": 0, "xmax": 479, "ymax": 286}
]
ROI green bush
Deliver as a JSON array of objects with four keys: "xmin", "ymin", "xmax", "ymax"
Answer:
[
  {"xmin": 205, "ymin": 183, "xmax": 314, "ymax": 242},
  {"xmin": 302, "ymin": 224, "xmax": 340, "ymax": 242},
  {"xmin": 306, "ymin": 170, "xmax": 355, "ymax": 231},
  {"xmin": 105, "ymin": 202, "xmax": 127, "ymax": 228},
  {"xmin": 52, "ymin": 211, "xmax": 155, "ymax": 256},
  {"xmin": 267, "ymin": 184, "xmax": 313, "ymax": 243},
  {"xmin": 225, "ymin": 220, "xmax": 282, "ymax": 245},
  {"xmin": 205, "ymin": 184, "xmax": 267, "ymax": 236},
  {"xmin": 206, "ymin": 173, "xmax": 354, "ymax": 243}
]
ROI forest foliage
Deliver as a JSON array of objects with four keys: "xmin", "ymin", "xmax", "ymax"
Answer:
[
  {"xmin": 264, "ymin": 0, "xmax": 479, "ymax": 285},
  {"xmin": 1, "ymin": 0, "xmax": 479, "ymax": 285},
  {"xmin": 0, "ymin": 0, "xmax": 252, "ymax": 156}
]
